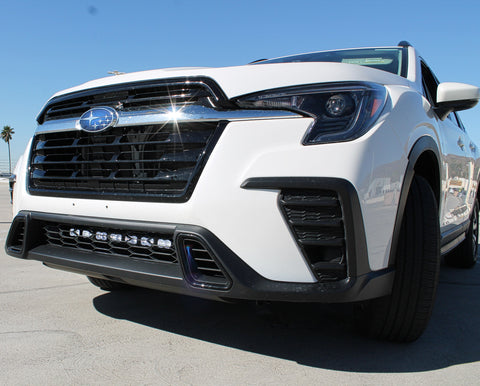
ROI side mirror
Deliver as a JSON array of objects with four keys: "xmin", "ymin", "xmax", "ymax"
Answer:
[{"xmin": 436, "ymin": 82, "xmax": 480, "ymax": 120}]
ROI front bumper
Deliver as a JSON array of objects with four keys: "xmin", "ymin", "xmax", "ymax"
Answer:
[{"xmin": 6, "ymin": 177, "xmax": 394, "ymax": 303}]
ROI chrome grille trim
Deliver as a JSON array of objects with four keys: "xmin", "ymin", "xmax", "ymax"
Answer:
[{"xmin": 35, "ymin": 106, "xmax": 301, "ymax": 134}]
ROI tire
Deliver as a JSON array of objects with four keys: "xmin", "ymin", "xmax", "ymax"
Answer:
[
  {"xmin": 87, "ymin": 276, "xmax": 131, "ymax": 291},
  {"xmin": 357, "ymin": 175, "xmax": 440, "ymax": 342},
  {"xmin": 445, "ymin": 198, "xmax": 479, "ymax": 268}
]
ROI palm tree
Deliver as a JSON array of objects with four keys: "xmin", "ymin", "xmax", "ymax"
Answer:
[{"xmin": 1, "ymin": 125, "xmax": 15, "ymax": 174}]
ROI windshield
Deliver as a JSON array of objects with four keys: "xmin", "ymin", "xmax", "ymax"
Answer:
[{"xmin": 257, "ymin": 48, "xmax": 408, "ymax": 77}]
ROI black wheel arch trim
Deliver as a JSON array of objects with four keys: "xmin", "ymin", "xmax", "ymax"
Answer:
[{"xmin": 387, "ymin": 135, "xmax": 441, "ymax": 267}]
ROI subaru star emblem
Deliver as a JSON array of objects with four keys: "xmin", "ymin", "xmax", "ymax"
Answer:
[{"xmin": 79, "ymin": 107, "xmax": 118, "ymax": 132}]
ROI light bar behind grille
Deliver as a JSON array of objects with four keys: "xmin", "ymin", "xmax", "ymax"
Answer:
[{"xmin": 43, "ymin": 222, "xmax": 177, "ymax": 263}]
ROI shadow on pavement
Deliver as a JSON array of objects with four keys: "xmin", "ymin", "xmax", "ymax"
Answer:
[{"xmin": 93, "ymin": 262, "xmax": 480, "ymax": 373}]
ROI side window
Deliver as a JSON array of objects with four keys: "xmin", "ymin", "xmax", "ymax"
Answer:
[
  {"xmin": 421, "ymin": 60, "xmax": 464, "ymax": 131},
  {"xmin": 420, "ymin": 61, "xmax": 439, "ymax": 106}
]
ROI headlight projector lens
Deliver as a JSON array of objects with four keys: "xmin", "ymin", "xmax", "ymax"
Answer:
[{"xmin": 325, "ymin": 94, "xmax": 354, "ymax": 117}]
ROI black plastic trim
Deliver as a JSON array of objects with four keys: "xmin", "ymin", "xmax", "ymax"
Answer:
[
  {"xmin": 387, "ymin": 136, "xmax": 441, "ymax": 266},
  {"xmin": 5, "ymin": 214, "xmax": 27, "ymax": 256},
  {"xmin": 440, "ymin": 220, "xmax": 469, "ymax": 253},
  {"xmin": 6, "ymin": 211, "xmax": 393, "ymax": 303},
  {"xmin": 397, "ymin": 40, "xmax": 412, "ymax": 47},
  {"xmin": 440, "ymin": 233, "xmax": 466, "ymax": 255},
  {"xmin": 435, "ymin": 99, "xmax": 479, "ymax": 121},
  {"xmin": 278, "ymin": 188, "xmax": 347, "ymax": 281},
  {"xmin": 400, "ymin": 47, "xmax": 409, "ymax": 79},
  {"xmin": 176, "ymin": 232, "xmax": 232, "ymax": 290}
]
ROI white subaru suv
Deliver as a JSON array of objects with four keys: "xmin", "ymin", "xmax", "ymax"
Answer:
[{"xmin": 6, "ymin": 42, "xmax": 480, "ymax": 341}]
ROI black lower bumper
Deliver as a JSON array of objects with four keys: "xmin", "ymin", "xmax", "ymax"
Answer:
[{"xmin": 5, "ymin": 210, "xmax": 394, "ymax": 303}]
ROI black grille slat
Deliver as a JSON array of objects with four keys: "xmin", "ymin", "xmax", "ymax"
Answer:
[
  {"xmin": 311, "ymin": 262, "xmax": 346, "ymax": 271},
  {"xmin": 35, "ymin": 155, "xmax": 200, "ymax": 166},
  {"xmin": 280, "ymin": 189, "xmax": 347, "ymax": 282},
  {"xmin": 287, "ymin": 218, "xmax": 343, "ymax": 227},
  {"xmin": 298, "ymin": 239, "xmax": 344, "ymax": 247},
  {"xmin": 197, "ymin": 266, "xmax": 224, "ymax": 274},
  {"xmin": 280, "ymin": 196, "xmax": 339, "ymax": 207},
  {"xmin": 124, "ymin": 93, "xmax": 206, "ymax": 106},
  {"xmin": 34, "ymin": 135, "xmax": 211, "ymax": 151},
  {"xmin": 29, "ymin": 122, "xmax": 220, "ymax": 201},
  {"xmin": 47, "ymin": 105, "xmax": 88, "ymax": 117}
]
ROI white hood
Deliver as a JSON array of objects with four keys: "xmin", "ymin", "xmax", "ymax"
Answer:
[{"xmin": 50, "ymin": 62, "xmax": 413, "ymax": 101}]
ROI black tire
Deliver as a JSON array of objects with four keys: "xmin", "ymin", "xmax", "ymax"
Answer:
[
  {"xmin": 87, "ymin": 276, "xmax": 131, "ymax": 291},
  {"xmin": 445, "ymin": 198, "xmax": 478, "ymax": 268},
  {"xmin": 357, "ymin": 175, "xmax": 440, "ymax": 342}
]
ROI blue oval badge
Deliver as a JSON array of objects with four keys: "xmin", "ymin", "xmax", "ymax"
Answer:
[{"xmin": 79, "ymin": 107, "xmax": 118, "ymax": 132}]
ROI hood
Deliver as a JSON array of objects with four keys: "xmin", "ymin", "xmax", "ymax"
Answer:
[{"xmin": 50, "ymin": 62, "xmax": 413, "ymax": 101}]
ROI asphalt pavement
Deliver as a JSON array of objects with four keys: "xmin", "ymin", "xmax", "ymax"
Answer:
[{"xmin": 1, "ymin": 182, "xmax": 480, "ymax": 385}]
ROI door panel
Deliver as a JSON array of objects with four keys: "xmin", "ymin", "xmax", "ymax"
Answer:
[{"xmin": 439, "ymin": 116, "xmax": 471, "ymax": 230}]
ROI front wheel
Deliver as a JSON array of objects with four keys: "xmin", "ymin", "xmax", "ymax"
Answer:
[{"xmin": 357, "ymin": 175, "xmax": 440, "ymax": 342}]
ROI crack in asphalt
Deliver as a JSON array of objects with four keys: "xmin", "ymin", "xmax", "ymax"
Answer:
[
  {"xmin": 0, "ymin": 283, "xmax": 88, "ymax": 295},
  {"xmin": 0, "ymin": 329, "xmax": 81, "ymax": 337}
]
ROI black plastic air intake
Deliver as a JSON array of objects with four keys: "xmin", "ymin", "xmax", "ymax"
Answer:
[
  {"xmin": 6, "ymin": 216, "xmax": 26, "ymax": 255},
  {"xmin": 177, "ymin": 234, "xmax": 232, "ymax": 290},
  {"xmin": 279, "ymin": 189, "xmax": 347, "ymax": 282}
]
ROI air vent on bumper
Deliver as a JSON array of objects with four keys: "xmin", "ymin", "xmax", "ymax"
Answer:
[
  {"xmin": 279, "ymin": 189, "xmax": 347, "ymax": 282},
  {"xmin": 177, "ymin": 235, "xmax": 232, "ymax": 290},
  {"xmin": 6, "ymin": 216, "xmax": 26, "ymax": 255}
]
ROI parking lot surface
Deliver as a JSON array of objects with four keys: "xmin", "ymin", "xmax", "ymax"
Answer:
[{"xmin": 1, "ymin": 182, "xmax": 480, "ymax": 385}]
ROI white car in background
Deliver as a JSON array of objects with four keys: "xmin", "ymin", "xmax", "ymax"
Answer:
[{"xmin": 6, "ymin": 41, "xmax": 480, "ymax": 342}]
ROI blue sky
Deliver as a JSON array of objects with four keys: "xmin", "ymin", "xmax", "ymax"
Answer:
[{"xmin": 1, "ymin": 0, "xmax": 480, "ymax": 171}]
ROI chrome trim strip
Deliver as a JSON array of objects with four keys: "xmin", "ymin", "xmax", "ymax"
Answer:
[
  {"xmin": 36, "ymin": 118, "xmax": 78, "ymax": 133},
  {"xmin": 35, "ymin": 105, "xmax": 302, "ymax": 134}
]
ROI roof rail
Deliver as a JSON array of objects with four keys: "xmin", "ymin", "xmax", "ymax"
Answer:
[
  {"xmin": 398, "ymin": 41, "xmax": 412, "ymax": 47},
  {"xmin": 249, "ymin": 58, "xmax": 268, "ymax": 64}
]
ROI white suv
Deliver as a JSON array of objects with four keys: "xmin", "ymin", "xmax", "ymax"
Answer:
[{"xmin": 6, "ymin": 42, "xmax": 480, "ymax": 341}]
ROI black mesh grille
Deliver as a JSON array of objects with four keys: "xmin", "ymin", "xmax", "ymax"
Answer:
[
  {"xmin": 280, "ymin": 189, "xmax": 347, "ymax": 282},
  {"xmin": 42, "ymin": 222, "xmax": 177, "ymax": 263},
  {"xmin": 29, "ymin": 122, "xmax": 221, "ymax": 201}
]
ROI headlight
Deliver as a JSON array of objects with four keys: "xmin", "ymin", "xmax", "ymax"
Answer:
[{"xmin": 235, "ymin": 82, "xmax": 387, "ymax": 144}]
